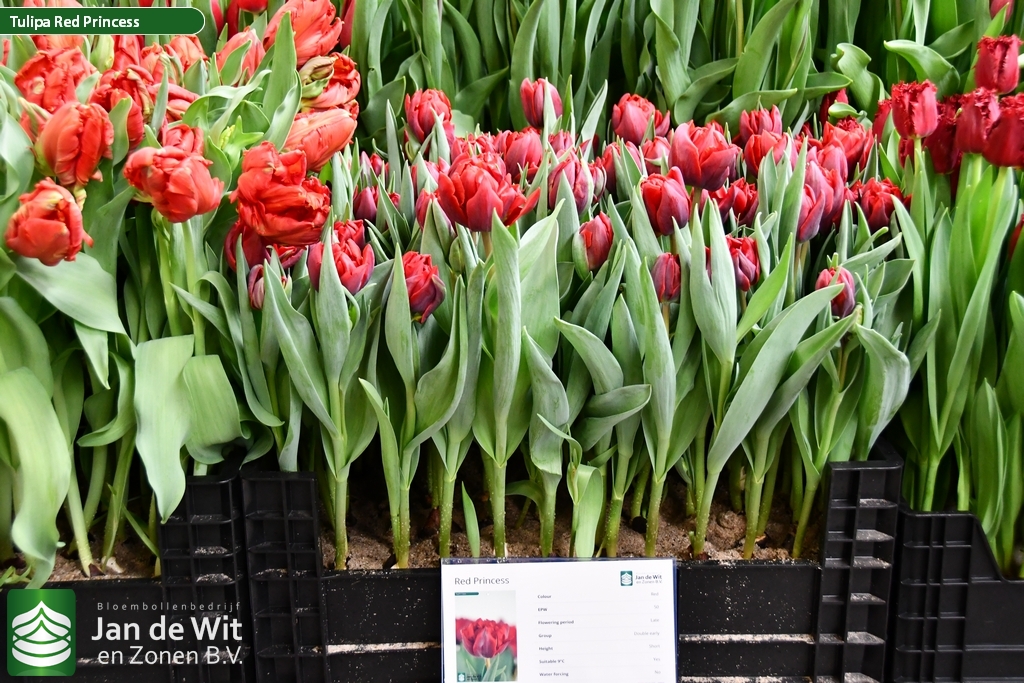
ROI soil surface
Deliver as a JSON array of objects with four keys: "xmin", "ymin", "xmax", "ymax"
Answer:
[{"xmin": 324, "ymin": 453, "xmax": 820, "ymax": 570}]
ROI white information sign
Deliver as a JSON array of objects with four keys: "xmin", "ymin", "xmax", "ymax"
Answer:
[{"xmin": 441, "ymin": 558, "xmax": 677, "ymax": 683}]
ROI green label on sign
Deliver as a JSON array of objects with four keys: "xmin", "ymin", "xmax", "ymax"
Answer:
[
  {"xmin": 0, "ymin": 7, "xmax": 205, "ymax": 35},
  {"xmin": 7, "ymin": 589, "xmax": 76, "ymax": 677}
]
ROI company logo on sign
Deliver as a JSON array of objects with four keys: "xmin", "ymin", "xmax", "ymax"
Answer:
[
  {"xmin": 7, "ymin": 589, "xmax": 76, "ymax": 676},
  {"xmin": 620, "ymin": 571, "xmax": 633, "ymax": 586}
]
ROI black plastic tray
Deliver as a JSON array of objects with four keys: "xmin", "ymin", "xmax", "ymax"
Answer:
[
  {"xmin": 888, "ymin": 505, "xmax": 1024, "ymax": 682},
  {"xmin": 2, "ymin": 458, "xmax": 254, "ymax": 683},
  {"xmin": 242, "ymin": 449, "xmax": 903, "ymax": 683}
]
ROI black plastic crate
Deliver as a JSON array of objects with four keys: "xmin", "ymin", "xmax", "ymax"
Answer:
[
  {"xmin": 242, "ymin": 450, "xmax": 902, "ymax": 683},
  {"xmin": 888, "ymin": 504, "xmax": 1024, "ymax": 681},
  {"xmin": 2, "ymin": 458, "xmax": 254, "ymax": 683}
]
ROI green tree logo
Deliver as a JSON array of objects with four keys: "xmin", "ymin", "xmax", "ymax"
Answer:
[{"xmin": 7, "ymin": 589, "xmax": 76, "ymax": 676}]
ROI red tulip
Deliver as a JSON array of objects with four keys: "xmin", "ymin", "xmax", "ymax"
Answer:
[
  {"xmin": 161, "ymin": 123, "xmax": 205, "ymax": 155},
  {"xmin": 957, "ymin": 89, "xmax": 1000, "ymax": 154},
  {"xmin": 284, "ymin": 108, "xmax": 357, "ymax": 171},
  {"xmin": 15, "ymin": 48, "xmax": 96, "ymax": 114},
  {"xmin": 224, "ymin": 221, "xmax": 305, "ymax": 271},
  {"xmin": 520, "ymin": 78, "xmax": 562, "ymax": 129},
  {"xmin": 984, "ymin": 94, "xmax": 1024, "ymax": 167},
  {"xmin": 302, "ymin": 53, "xmax": 361, "ymax": 111},
  {"xmin": 405, "ymin": 89, "xmax": 453, "ymax": 144},
  {"xmin": 976, "ymin": 36, "xmax": 1021, "ymax": 95},
  {"xmin": 600, "ymin": 141, "xmax": 643, "ymax": 196},
  {"xmin": 992, "ymin": 0, "xmax": 1015, "ymax": 18},
  {"xmin": 873, "ymin": 99, "xmax": 892, "ymax": 140},
  {"xmin": 458, "ymin": 619, "xmax": 516, "ymax": 660},
  {"xmin": 124, "ymin": 147, "xmax": 224, "ymax": 223},
  {"xmin": 35, "ymin": 102, "xmax": 113, "ymax": 188},
  {"xmin": 307, "ymin": 239, "xmax": 375, "ymax": 294},
  {"xmin": 891, "ymin": 81, "xmax": 939, "ymax": 139},
  {"xmin": 24, "ymin": 0, "xmax": 83, "ymax": 51},
  {"xmin": 436, "ymin": 153, "xmax": 539, "ymax": 232},
  {"xmin": 496, "ymin": 128, "xmax": 543, "ymax": 183},
  {"xmin": 820, "ymin": 89, "xmax": 850, "ymax": 123},
  {"xmin": 236, "ymin": 0, "xmax": 267, "ymax": 11},
  {"xmin": 89, "ymin": 71, "xmax": 151, "ymax": 149},
  {"xmin": 216, "ymin": 30, "xmax": 266, "ymax": 85},
  {"xmin": 548, "ymin": 152, "xmax": 594, "ymax": 212},
  {"xmin": 416, "ymin": 190, "xmax": 453, "ymax": 234},
  {"xmin": 411, "ymin": 159, "xmax": 448, "ymax": 190},
  {"xmin": 726, "ymin": 236, "xmax": 760, "ymax": 291},
  {"xmin": 737, "ymin": 106, "xmax": 783, "ymax": 147},
  {"xmin": 111, "ymin": 35, "xmax": 143, "ymax": 70},
  {"xmin": 574, "ymin": 213, "xmax": 613, "ymax": 272},
  {"xmin": 855, "ymin": 178, "xmax": 905, "ymax": 232},
  {"xmin": 804, "ymin": 161, "xmax": 847, "ymax": 237},
  {"xmin": 247, "ymin": 263, "xmax": 289, "ymax": 311},
  {"xmin": 164, "ymin": 84, "xmax": 198, "ymax": 123},
  {"xmin": 807, "ymin": 139, "xmax": 849, "ymax": 182},
  {"xmin": 166, "ymin": 36, "xmax": 207, "ymax": 74},
  {"xmin": 652, "ymin": 253, "xmax": 681, "ymax": 303},
  {"xmin": 923, "ymin": 95, "xmax": 962, "ymax": 175},
  {"xmin": 4, "ymin": 179, "xmax": 91, "ymax": 266},
  {"xmin": 352, "ymin": 186, "xmax": 400, "ymax": 225},
  {"xmin": 548, "ymin": 130, "xmax": 575, "ymax": 155},
  {"xmin": 796, "ymin": 185, "xmax": 827, "ymax": 244},
  {"xmin": 641, "ymin": 168, "xmax": 690, "ymax": 237},
  {"xmin": 362, "ymin": 152, "xmax": 387, "ymax": 179},
  {"xmin": 822, "ymin": 118, "xmax": 872, "ymax": 173},
  {"xmin": 743, "ymin": 131, "xmax": 793, "ymax": 174},
  {"xmin": 641, "ymin": 136, "xmax": 672, "ymax": 174},
  {"xmin": 264, "ymin": 0, "xmax": 343, "ymax": 66},
  {"xmin": 707, "ymin": 179, "xmax": 759, "ymax": 227},
  {"xmin": 611, "ymin": 94, "xmax": 670, "ymax": 145},
  {"xmin": 403, "ymin": 252, "xmax": 445, "ymax": 322},
  {"xmin": 670, "ymin": 122, "xmax": 740, "ymax": 191},
  {"xmin": 590, "ymin": 160, "xmax": 608, "ymax": 202},
  {"xmin": 815, "ymin": 267, "xmax": 857, "ymax": 318},
  {"xmin": 231, "ymin": 142, "xmax": 331, "ymax": 246}
]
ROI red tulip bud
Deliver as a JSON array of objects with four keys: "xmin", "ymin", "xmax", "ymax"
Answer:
[
  {"xmin": 855, "ymin": 178, "xmax": 904, "ymax": 232},
  {"xmin": 992, "ymin": 0, "xmax": 1014, "ymax": 18},
  {"xmin": 641, "ymin": 168, "xmax": 690, "ymax": 236},
  {"xmin": 611, "ymin": 94, "xmax": 671, "ymax": 145},
  {"xmin": 957, "ymin": 88, "xmax": 1000, "ymax": 154},
  {"xmin": 573, "ymin": 213, "xmax": 613, "ymax": 273},
  {"xmin": 496, "ymin": 128, "xmax": 543, "ymax": 183},
  {"xmin": 737, "ymin": 106, "xmax": 783, "ymax": 147},
  {"xmin": 641, "ymin": 136, "xmax": 672, "ymax": 174},
  {"xmin": 4, "ymin": 178, "xmax": 91, "ymax": 266},
  {"xmin": 873, "ymin": 100, "xmax": 893, "ymax": 140},
  {"xmin": 520, "ymin": 78, "xmax": 562, "ymax": 129},
  {"xmin": 820, "ymin": 89, "xmax": 850, "ymax": 123},
  {"xmin": 706, "ymin": 179, "xmax": 759, "ymax": 227},
  {"xmin": 891, "ymin": 81, "xmax": 939, "ymax": 140},
  {"xmin": 307, "ymin": 238, "xmax": 374, "ymax": 293},
  {"xmin": 976, "ymin": 36, "xmax": 1021, "ymax": 95},
  {"xmin": 670, "ymin": 122, "xmax": 740, "ymax": 191},
  {"xmin": 651, "ymin": 253, "xmax": 681, "ymax": 303},
  {"xmin": 35, "ymin": 102, "xmax": 113, "ymax": 188},
  {"xmin": 548, "ymin": 152, "xmax": 594, "ymax": 212},
  {"xmin": 247, "ymin": 264, "xmax": 289, "ymax": 311},
  {"xmin": 404, "ymin": 89, "xmax": 452, "ymax": 144},
  {"xmin": 815, "ymin": 267, "xmax": 857, "ymax": 318},
  {"xmin": 984, "ymin": 94, "xmax": 1024, "ymax": 167},
  {"xmin": 403, "ymin": 252, "xmax": 445, "ymax": 322}
]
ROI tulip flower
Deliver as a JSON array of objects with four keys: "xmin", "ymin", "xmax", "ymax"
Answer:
[
  {"xmin": 307, "ymin": 238, "xmax": 375, "ymax": 294},
  {"xmin": 641, "ymin": 168, "xmax": 690, "ymax": 236},
  {"xmin": 161, "ymin": 123, "xmax": 205, "ymax": 155},
  {"xmin": 361, "ymin": 152, "xmax": 386, "ymax": 179},
  {"xmin": 670, "ymin": 121, "xmax": 740, "ymax": 190},
  {"xmin": 236, "ymin": 0, "xmax": 267, "ymax": 11},
  {"xmin": 247, "ymin": 264, "xmax": 290, "ymax": 311},
  {"xmin": 822, "ymin": 118, "xmax": 872, "ymax": 173},
  {"xmin": 411, "ymin": 158, "xmax": 448, "ymax": 190},
  {"xmin": 458, "ymin": 619, "xmax": 516, "ymax": 660},
  {"xmin": 651, "ymin": 253, "xmax": 681, "ymax": 303},
  {"xmin": 873, "ymin": 99, "xmax": 892, "ymax": 140},
  {"xmin": 111, "ymin": 35, "xmax": 142, "ymax": 70},
  {"xmin": 264, "ymin": 0, "xmax": 343, "ymax": 66},
  {"xmin": 302, "ymin": 53, "xmax": 361, "ymax": 111},
  {"xmin": 15, "ymin": 47, "xmax": 96, "ymax": 114},
  {"xmin": 547, "ymin": 130, "xmax": 574, "ymax": 155},
  {"xmin": 891, "ymin": 81, "xmax": 939, "ymax": 139},
  {"xmin": 590, "ymin": 160, "xmax": 608, "ymax": 202},
  {"xmin": 737, "ymin": 106, "xmax": 783, "ymax": 147},
  {"xmin": 548, "ymin": 151, "xmax": 594, "ymax": 212},
  {"xmin": 436, "ymin": 153, "xmax": 539, "ymax": 232},
  {"xmin": 224, "ymin": 221, "xmax": 306, "ymax": 271},
  {"xmin": 24, "ymin": 0, "xmax": 83, "ymax": 50},
  {"xmin": 976, "ymin": 36, "xmax": 1021, "ymax": 95},
  {"xmin": 743, "ymin": 131, "xmax": 793, "ymax": 174},
  {"xmin": 611, "ymin": 94, "xmax": 671, "ymax": 145},
  {"xmin": 352, "ymin": 186, "xmax": 400, "ymax": 225},
  {"xmin": 124, "ymin": 147, "xmax": 224, "ymax": 224},
  {"xmin": 404, "ymin": 89, "xmax": 453, "ymax": 144},
  {"xmin": 992, "ymin": 0, "xmax": 1014, "ymax": 17},
  {"xmin": 855, "ymin": 178, "xmax": 904, "ymax": 232},
  {"xmin": 231, "ymin": 142, "xmax": 331, "ymax": 246},
  {"xmin": 707, "ymin": 179, "xmax": 759, "ymax": 227},
  {"xmin": 164, "ymin": 84, "xmax": 198, "ymax": 122},
  {"xmin": 416, "ymin": 190, "xmax": 453, "ymax": 233},
  {"xmin": 89, "ymin": 73, "xmax": 150, "ymax": 149},
  {"xmin": 573, "ymin": 213, "xmax": 613, "ymax": 273},
  {"xmin": 804, "ymin": 161, "xmax": 847, "ymax": 235},
  {"xmin": 808, "ymin": 140, "xmax": 849, "ymax": 181},
  {"xmin": 641, "ymin": 136, "xmax": 672, "ymax": 174},
  {"xmin": 215, "ymin": 30, "xmax": 266, "ymax": 85},
  {"xmin": 4, "ymin": 179, "xmax": 91, "ymax": 266},
  {"xmin": 797, "ymin": 185, "xmax": 827, "ymax": 243},
  {"xmin": 166, "ymin": 36, "xmax": 207, "ymax": 73},
  {"xmin": 496, "ymin": 128, "xmax": 543, "ymax": 182},
  {"xmin": 815, "ymin": 267, "xmax": 857, "ymax": 318},
  {"xmin": 600, "ymin": 141, "xmax": 642, "ymax": 196},
  {"xmin": 35, "ymin": 102, "xmax": 114, "ymax": 188},
  {"xmin": 983, "ymin": 94, "xmax": 1024, "ymax": 167},
  {"xmin": 284, "ymin": 108, "xmax": 357, "ymax": 171},
  {"xmin": 923, "ymin": 96, "xmax": 962, "ymax": 175},
  {"xmin": 819, "ymin": 88, "xmax": 849, "ymax": 122},
  {"xmin": 520, "ymin": 78, "xmax": 562, "ymax": 128},
  {"xmin": 957, "ymin": 89, "xmax": 1000, "ymax": 154},
  {"xmin": 403, "ymin": 252, "xmax": 445, "ymax": 322},
  {"xmin": 726, "ymin": 236, "xmax": 760, "ymax": 291}
]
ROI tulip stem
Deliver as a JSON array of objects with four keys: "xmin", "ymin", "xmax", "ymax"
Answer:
[
  {"xmin": 631, "ymin": 457, "xmax": 650, "ymax": 521},
  {"xmin": 693, "ymin": 468, "xmax": 723, "ymax": 557},
  {"xmin": 757, "ymin": 443, "xmax": 782, "ymax": 537},
  {"xmin": 156, "ymin": 230, "xmax": 185, "ymax": 337},
  {"xmin": 644, "ymin": 474, "xmax": 666, "ymax": 556},
  {"xmin": 488, "ymin": 461, "xmax": 508, "ymax": 556},
  {"xmin": 65, "ymin": 458, "xmax": 97, "ymax": 576},
  {"xmin": 102, "ymin": 435, "xmax": 135, "ymax": 563},
  {"xmin": 0, "ymin": 459, "xmax": 14, "ymax": 562},
  {"xmin": 333, "ymin": 463, "xmax": 350, "ymax": 570},
  {"xmin": 791, "ymin": 475, "xmax": 820, "ymax": 559},
  {"xmin": 438, "ymin": 471, "xmax": 457, "ymax": 559}
]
